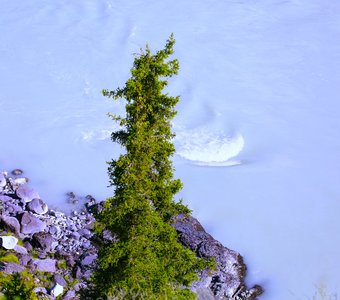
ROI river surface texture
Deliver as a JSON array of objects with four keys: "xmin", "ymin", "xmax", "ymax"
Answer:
[{"xmin": 1, "ymin": 1, "xmax": 340, "ymax": 299}]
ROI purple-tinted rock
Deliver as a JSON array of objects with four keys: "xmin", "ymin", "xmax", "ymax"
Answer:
[
  {"xmin": 53, "ymin": 273, "xmax": 67, "ymax": 287},
  {"xmin": 70, "ymin": 232, "xmax": 80, "ymax": 240},
  {"xmin": 11, "ymin": 169, "xmax": 23, "ymax": 176},
  {"xmin": 23, "ymin": 241, "xmax": 33, "ymax": 251},
  {"xmin": 5, "ymin": 203, "xmax": 23, "ymax": 215},
  {"xmin": 14, "ymin": 244, "xmax": 28, "ymax": 255},
  {"xmin": 19, "ymin": 254, "xmax": 32, "ymax": 266},
  {"xmin": 0, "ymin": 215, "xmax": 20, "ymax": 235},
  {"xmin": 0, "ymin": 262, "xmax": 24, "ymax": 274},
  {"xmin": 174, "ymin": 214, "xmax": 263, "ymax": 299},
  {"xmin": 74, "ymin": 266, "xmax": 82, "ymax": 279},
  {"xmin": 32, "ymin": 232, "xmax": 55, "ymax": 251},
  {"xmin": 62, "ymin": 290, "xmax": 77, "ymax": 300},
  {"xmin": 27, "ymin": 198, "xmax": 48, "ymax": 215},
  {"xmin": 32, "ymin": 258, "xmax": 57, "ymax": 273},
  {"xmin": 19, "ymin": 212, "xmax": 46, "ymax": 235},
  {"xmin": 16, "ymin": 185, "xmax": 40, "ymax": 203},
  {"xmin": 78, "ymin": 228, "xmax": 92, "ymax": 239},
  {"xmin": 0, "ymin": 195, "xmax": 13, "ymax": 202},
  {"xmin": 80, "ymin": 254, "xmax": 97, "ymax": 267},
  {"xmin": 49, "ymin": 225, "xmax": 62, "ymax": 237},
  {"xmin": 73, "ymin": 282, "xmax": 86, "ymax": 292}
]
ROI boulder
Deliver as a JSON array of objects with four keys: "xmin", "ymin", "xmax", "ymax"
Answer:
[
  {"xmin": 11, "ymin": 169, "xmax": 23, "ymax": 176},
  {"xmin": 32, "ymin": 258, "xmax": 57, "ymax": 273},
  {"xmin": 32, "ymin": 232, "xmax": 55, "ymax": 252},
  {"xmin": 174, "ymin": 214, "xmax": 263, "ymax": 300},
  {"xmin": 16, "ymin": 185, "xmax": 40, "ymax": 203},
  {"xmin": 0, "ymin": 215, "xmax": 21, "ymax": 235},
  {"xmin": 80, "ymin": 253, "xmax": 97, "ymax": 267},
  {"xmin": 0, "ymin": 262, "xmax": 24, "ymax": 274},
  {"xmin": 19, "ymin": 212, "xmax": 46, "ymax": 235},
  {"xmin": 78, "ymin": 228, "xmax": 92, "ymax": 239},
  {"xmin": 27, "ymin": 198, "xmax": 48, "ymax": 215},
  {"xmin": 62, "ymin": 290, "xmax": 77, "ymax": 300},
  {"xmin": 23, "ymin": 241, "xmax": 33, "ymax": 251},
  {"xmin": 0, "ymin": 235, "xmax": 18, "ymax": 250},
  {"xmin": 50, "ymin": 283, "xmax": 63, "ymax": 297},
  {"xmin": 19, "ymin": 254, "xmax": 32, "ymax": 266},
  {"xmin": 5, "ymin": 202, "xmax": 24, "ymax": 215},
  {"xmin": 53, "ymin": 274, "xmax": 67, "ymax": 287},
  {"xmin": 49, "ymin": 225, "xmax": 62, "ymax": 237},
  {"xmin": 14, "ymin": 244, "xmax": 28, "ymax": 255}
]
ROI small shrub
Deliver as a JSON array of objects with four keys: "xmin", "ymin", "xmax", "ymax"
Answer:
[
  {"xmin": 0, "ymin": 271, "xmax": 38, "ymax": 300},
  {"xmin": 0, "ymin": 253, "xmax": 19, "ymax": 264}
]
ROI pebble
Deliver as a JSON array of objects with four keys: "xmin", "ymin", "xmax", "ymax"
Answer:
[{"xmin": 11, "ymin": 169, "xmax": 23, "ymax": 176}]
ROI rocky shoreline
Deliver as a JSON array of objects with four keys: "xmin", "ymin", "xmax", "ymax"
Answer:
[{"xmin": 0, "ymin": 170, "xmax": 262, "ymax": 299}]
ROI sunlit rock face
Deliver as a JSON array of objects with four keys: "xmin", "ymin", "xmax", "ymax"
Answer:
[{"xmin": 174, "ymin": 214, "xmax": 263, "ymax": 299}]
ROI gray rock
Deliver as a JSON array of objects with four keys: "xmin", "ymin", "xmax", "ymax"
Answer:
[
  {"xmin": 19, "ymin": 254, "xmax": 32, "ymax": 266},
  {"xmin": 0, "ymin": 215, "xmax": 21, "ymax": 235},
  {"xmin": 70, "ymin": 231, "xmax": 80, "ymax": 240},
  {"xmin": 27, "ymin": 198, "xmax": 48, "ymax": 215},
  {"xmin": 74, "ymin": 266, "xmax": 83, "ymax": 279},
  {"xmin": 33, "ymin": 287, "xmax": 48, "ymax": 297},
  {"xmin": 49, "ymin": 225, "xmax": 62, "ymax": 237},
  {"xmin": 5, "ymin": 202, "xmax": 24, "ymax": 215},
  {"xmin": 80, "ymin": 253, "xmax": 97, "ymax": 267},
  {"xmin": 62, "ymin": 290, "xmax": 77, "ymax": 300},
  {"xmin": 73, "ymin": 282, "xmax": 86, "ymax": 292},
  {"xmin": 23, "ymin": 241, "xmax": 33, "ymax": 251},
  {"xmin": 0, "ymin": 195, "xmax": 12, "ymax": 202},
  {"xmin": 13, "ymin": 177, "xmax": 28, "ymax": 185},
  {"xmin": 81, "ymin": 239, "xmax": 91, "ymax": 249},
  {"xmin": 174, "ymin": 214, "xmax": 263, "ymax": 300},
  {"xmin": 16, "ymin": 185, "xmax": 40, "ymax": 203},
  {"xmin": 53, "ymin": 274, "xmax": 67, "ymax": 287},
  {"xmin": 196, "ymin": 288, "xmax": 216, "ymax": 300},
  {"xmin": 11, "ymin": 169, "xmax": 23, "ymax": 176},
  {"xmin": 78, "ymin": 228, "xmax": 92, "ymax": 239},
  {"xmin": 14, "ymin": 244, "xmax": 28, "ymax": 255},
  {"xmin": 0, "ymin": 262, "xmax": 24, "ymax": 274},
  {"xmin": 0, "ymin": 235, "xmax": 18, "ymax": 249},
  {"xmin": 82, "ymin": 269, "xmax": 92, "ymax": 280},
  {"xmin": 50, "ymin": 283, "xmax": 63, "ymax": 297},
  {"xmin": 32, "ymin": 258, "xmax": 57, "ymax": 273},
  {"xmin": 32, "ymin": 232, "xmax": 55, "ymax": 252},
  {"xmin": 50, "ymin": 210, "xmax": 65, "ymax": 218},
  {"xmin": 19, "ymin": 212, "xmax": 46, "ymax": 235}
]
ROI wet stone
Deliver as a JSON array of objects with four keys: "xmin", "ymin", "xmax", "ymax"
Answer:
[
  {"xmin": 27, "ymin": 198, "xmax": 48, "ymax": 215},
  {"xmin": 11, "ymin": 169, "xmax": 23, "ymax": 176},
  {"xmin": 16, "ymin": 185, "xmax": 40, "ymax": 203}
]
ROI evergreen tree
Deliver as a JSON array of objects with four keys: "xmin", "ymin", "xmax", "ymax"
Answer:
[{"xmin": 93, "ymin": 35, "xmax": 210, "ymax": 299}]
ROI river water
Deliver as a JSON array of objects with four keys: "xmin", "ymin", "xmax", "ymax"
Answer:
[{"xmin": 1, "ymin": 1, "xmax": 340, "ymax": 298}]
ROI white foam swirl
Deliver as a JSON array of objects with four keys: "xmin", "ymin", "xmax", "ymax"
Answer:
[{"xmin": 176, "ymin": 129, "xmax": 244, "ymax": 166}]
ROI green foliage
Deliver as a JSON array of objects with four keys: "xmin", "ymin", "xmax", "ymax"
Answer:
[
  {"xmin": 0, "ymin": 271, "xmax": 38, "ymax": 300},
  {"xmin": 92, "ymin": 35, "xmax": 209, "ymax": 299},
  {"xmin": 0, "ymin": 254, "xmax": 19, "ymax": 264},
  {"xmin": 56, "ymin": 259, "xmax": 67, "ymax": 270}
]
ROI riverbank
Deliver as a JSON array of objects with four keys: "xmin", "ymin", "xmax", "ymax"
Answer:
[{"xmin": 0, "ymin": 170, "xmax": 262, "ymax": 299}]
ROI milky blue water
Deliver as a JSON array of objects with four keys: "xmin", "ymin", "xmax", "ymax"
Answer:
[{"xmin": 1, "ymin": 1, "xmax": 340, "ymax": 298}]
